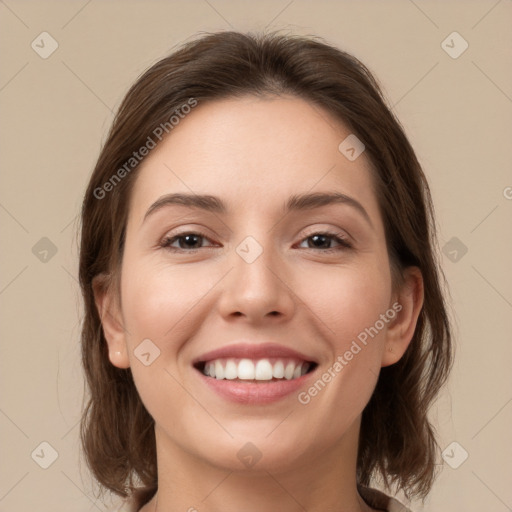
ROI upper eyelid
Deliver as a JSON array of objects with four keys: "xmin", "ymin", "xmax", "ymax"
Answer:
[{"xmin": 162, "ymin": 227, "xmax": 349, "ymax": 240}]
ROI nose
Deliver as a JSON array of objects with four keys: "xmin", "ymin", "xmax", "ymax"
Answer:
[{"xmin": 216, "ymin": 236, "xmax": 296, "ymax": 324}]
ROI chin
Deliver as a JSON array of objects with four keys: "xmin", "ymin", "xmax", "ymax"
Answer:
[{"xmin": 189, "ymin": 429, "xmax": 316, "ymax": 475}]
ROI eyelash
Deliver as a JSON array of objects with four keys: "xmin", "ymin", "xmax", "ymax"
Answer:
[{"xmin": 159, "ymin": 230, "xmax": 353, "ymax": 254}]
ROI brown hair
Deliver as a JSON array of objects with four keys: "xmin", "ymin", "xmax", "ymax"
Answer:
[{"xmin": 79, "ymin": 30, "xmax": 453, "ymax": 504}]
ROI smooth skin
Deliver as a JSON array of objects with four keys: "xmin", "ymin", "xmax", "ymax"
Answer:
[{"xmin": 94, "ymin": 95, "xmax": 423, "ymax": 512}]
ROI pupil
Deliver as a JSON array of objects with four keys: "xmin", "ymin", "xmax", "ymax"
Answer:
[
  {"xmin": 311, "ymin": 234, "xmax": 328, "ymax": 248},
  {"xmin": 182, "ymin": 234, "xmax": 200, "ymax": 248}
]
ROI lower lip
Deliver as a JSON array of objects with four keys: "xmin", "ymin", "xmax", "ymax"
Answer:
[{"xmin": 196, "ymin": 369, "xmax": 315, "ymax": 404}]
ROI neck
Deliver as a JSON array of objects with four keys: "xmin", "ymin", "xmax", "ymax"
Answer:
[{"xmin": 140, "ymin": 418, "xmax": 377, "ymax": 512}]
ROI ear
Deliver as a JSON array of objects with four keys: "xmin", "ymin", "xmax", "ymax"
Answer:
[
  {"xmin": 92, "ymin": 273, "xmax": 130, "ymax": 369},
  {"xmin": 381, "ymin": 266, "xmax": 424, "ymax": 367}
]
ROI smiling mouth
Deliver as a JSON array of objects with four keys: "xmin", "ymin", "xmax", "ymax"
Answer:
[{"xmin": 194, "ymin": 357, "xmax": 318, "ymax": 382}]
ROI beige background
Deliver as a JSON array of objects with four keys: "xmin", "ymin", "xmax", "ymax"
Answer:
[{"xmin": 1, "ymin": 1, "xmax": 511, "ymax": 511}]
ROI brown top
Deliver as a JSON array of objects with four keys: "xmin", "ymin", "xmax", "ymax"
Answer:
[{"xmin": 106, "ymin": 486, "xmax": 412, "ymax": 512}]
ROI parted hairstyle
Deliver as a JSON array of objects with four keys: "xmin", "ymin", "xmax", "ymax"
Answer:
[{"xmin": 79, "ymin": 30, "xmax": 453, "ymax": 504}]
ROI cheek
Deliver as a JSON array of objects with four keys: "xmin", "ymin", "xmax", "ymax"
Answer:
[
  {"xmin": 120, "ymin": 257, "xmax": 212, "ymax": 342},
  {"xmin": 299, "ymin": 262, "xmax": 391, "ymax": 405},
  {"xmin": 303, "ymin": 261, "xmax": 392, "ymax": 345},
  {"xmin": 118, "ymin": 258, "xmax": 207, "ymax": 417}
]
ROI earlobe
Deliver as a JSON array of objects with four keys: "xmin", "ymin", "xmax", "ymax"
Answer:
[
  {"xmin": 381, "ymin": 266, "xmax": 424, "ymax": 367},
  {"xmin": 92, "ymin": 273, "xmax": 131, "ymax": 369}
]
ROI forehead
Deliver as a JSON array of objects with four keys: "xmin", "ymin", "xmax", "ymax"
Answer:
[{"xmin": 128, "ymin": 95, "xmax": 379, "ymax": 223}]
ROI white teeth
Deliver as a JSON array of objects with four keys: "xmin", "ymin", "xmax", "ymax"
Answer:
[
  {"xmin": 202, "ymin": 358, "xmax": 312, "ymax": 381},
  {"xmin": 255, "ymin": 360, "xmax": 273, "ymax": 380},
  {"xmin": 284, "ymin": 362, "xmax": 295, "ymax": 380},
  {"xmin": 224, "ymin": 359, "xmax": 238, "ymax": 380},
  {"xmin": 238, "ymin": 359, "xmax": 255, "ymax": 380},
  {"xmin": 273, "ymin": 360, "xmax": 284, "ymax": 379},
  {"xmin": 215, "ymin": 360, "xmax": 224, "ymax": 380}
]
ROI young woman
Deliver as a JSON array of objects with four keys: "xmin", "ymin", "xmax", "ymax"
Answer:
[{"xmin": 79, "ymin": 31, "xmax": 453, "ymax": 512}]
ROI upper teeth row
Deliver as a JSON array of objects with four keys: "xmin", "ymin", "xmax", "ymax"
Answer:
[{"xmin": 203, "ymin": 358, "xmax": 310, "ymax": 380}]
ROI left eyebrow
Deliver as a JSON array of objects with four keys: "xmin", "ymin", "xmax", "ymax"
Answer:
[
  {"xmin": 142, "ymin": 191, "xmax": 374, "ymax": 229},
  {"xmin": 286, "ymin": 191, "xmax": 373, "ymax": 229}
]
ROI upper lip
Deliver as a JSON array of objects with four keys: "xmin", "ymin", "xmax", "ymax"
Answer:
[{"xmin": 192, "ymin": 342, "xmax": 318, "ymax": 365}]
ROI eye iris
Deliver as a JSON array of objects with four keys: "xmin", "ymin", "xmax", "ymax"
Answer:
[
  {"xmin": 309, "ymin": 234, "xmax": 329, "ymax": 249},
  {"xmin": 168, "ymin": 232, "xmax": 343, "ymax": 251},
  {"xmin": 180, "ymin": 234, "xmax": 202, "ymax": 249}
]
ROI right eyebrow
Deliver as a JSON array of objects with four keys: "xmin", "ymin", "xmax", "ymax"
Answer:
[{"xmin": 143, "ymin": 193, "xmax": 226, "ymax": 223}]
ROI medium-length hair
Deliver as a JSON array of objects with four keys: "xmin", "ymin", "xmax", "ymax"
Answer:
[{"xmin": 79, "ymin": 30, "xmax": 453, "ymax": 503}]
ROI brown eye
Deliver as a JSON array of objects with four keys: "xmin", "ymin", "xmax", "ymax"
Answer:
[
  {"xmin": 297, "ymin": 232, "xmax": 352, "ymax": 252},
  {"xmin": 160, "ymin": 232, "xmax": 215, "ymax": 252}
]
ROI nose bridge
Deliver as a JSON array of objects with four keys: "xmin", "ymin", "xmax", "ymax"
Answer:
[
  {"xmin": 234, "ymin": 232, "xmax": 281, "ymax": 295},
  {"xmin": 218, "ymin": 230, "xmax": 295, "ymax": 320},
  {"xmin": 229, "ymin": 209, "xmax": 281, "ymax": 279}
]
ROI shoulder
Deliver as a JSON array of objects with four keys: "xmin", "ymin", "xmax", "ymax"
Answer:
[{"xmin": 358, "ymin": 485, "xmax": 413, "ymax": 512}]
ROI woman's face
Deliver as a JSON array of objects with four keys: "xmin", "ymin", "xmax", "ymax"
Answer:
[{"xmin": 99, "ymin": 95, "xmax": 419, "ymax": 473}]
